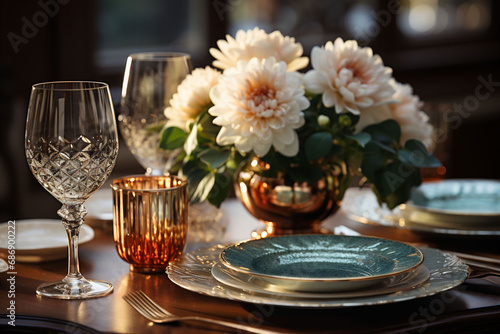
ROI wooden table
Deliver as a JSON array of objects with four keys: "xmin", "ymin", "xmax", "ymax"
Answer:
[{"xmin": 2, "ymin": 199, "xmax": 500, "ymax": 333}]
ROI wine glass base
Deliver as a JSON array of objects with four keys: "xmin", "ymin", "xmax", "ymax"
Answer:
[{"xmin": 36, "ymin": 280, "xmax": 113, "ymax": 299}]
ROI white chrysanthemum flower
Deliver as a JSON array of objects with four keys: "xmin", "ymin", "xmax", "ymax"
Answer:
[
  {"xmin": 165, "ymin": 66, "xmax": 220, "ymax": 130},
  {"xmin": 304, "ymin": 38, "xmax": 395, "ymax": 114},
  {"xmin": 209, "ymin": 27, "xmax": 309, "ymax": 72},
  {"xmin": 354, "ymin": 81, "xmax": 434, "ymax": 151},
  {"xmin": 208, "ymin": 57, "xmax": 309, "ymax": 157},
  {"xmin": 389, "ymin": 81, "xmax": 434, "ymax": 151},
  {"xmin": 354, "ymin": 104, "xmax": 394, "ymax": 134}
]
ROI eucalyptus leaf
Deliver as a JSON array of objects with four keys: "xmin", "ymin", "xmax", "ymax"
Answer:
[
  {"xmin": 363, "ymin": 119, "xmax": 401, "ymax": 145},
  {"xmin": 399, "ymin": 139, "xmax": 442, "ymax": 168},
  {"xmin": 346, "ymin": 132, "xmax": 371, "ymax": 147}
]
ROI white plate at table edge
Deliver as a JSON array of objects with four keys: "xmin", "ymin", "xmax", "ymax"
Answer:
[
  {"xmin": 0, "ymin": 219, "xmax": 94, "ymax": 262},
  {"xmin": 341, "ymin": 188, "xmax": 500, "ymax": 236},
  {"xmin": 211, "ymin": 261, "xmax": 430, "ymax": 299},
  {"xmin": 0, "ymin": 258, "xmax": 8, "ymax": 273},
  {"xmin": 166, "ymin": 245, "xmax": 469, "ymax": 308}
]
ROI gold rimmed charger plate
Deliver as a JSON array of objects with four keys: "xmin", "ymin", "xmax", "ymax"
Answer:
[
  {"xmin": 211, "ymin": 261, "xmax": 430, "ymax": 299},
  {"xmin": 166, "ymin": 245, "xmax": 469, "ymax": 308}
]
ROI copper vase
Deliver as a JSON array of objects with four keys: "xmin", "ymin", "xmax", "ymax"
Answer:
[{"xmin": 234, "ymin": 156, "xmax": 340, "ymax": 238}]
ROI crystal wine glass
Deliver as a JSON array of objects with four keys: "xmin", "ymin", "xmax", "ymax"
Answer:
[
  {"xmin": 119, "ymin": 52, "xmax": 192, "ymax": 175},
  {"xmin": 25, "ymin": 81, "xmax": 119, "ymax": 299}
]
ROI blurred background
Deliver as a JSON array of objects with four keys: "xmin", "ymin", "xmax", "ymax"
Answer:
[{"xmin": 1, "ymin": 0, "xmax": 499, "ymax": 221}]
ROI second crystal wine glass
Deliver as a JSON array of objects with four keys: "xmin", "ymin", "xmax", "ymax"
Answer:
[
  {"xmin": 25, "ymin": 81, "xmax": 119, "ymax": 299},
  {"xmin": 119, "ymin": 52, "xmax": 192, "ymax": 175}
]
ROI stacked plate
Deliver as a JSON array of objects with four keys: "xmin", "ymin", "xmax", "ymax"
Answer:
[
  {"xmin": 342, "ymin": 179, "xmax": 500, "ymax": 236},
  {"xmin": 399, "ymin": 179, "xmax": 500, "ymax": 229},
  {"xmin": 0, "ymin": 219, "xmax": 94, "ymax": 262},
  {"xmin": 167, "ymin": 235, "xmax": 469, "ymax": 308}
]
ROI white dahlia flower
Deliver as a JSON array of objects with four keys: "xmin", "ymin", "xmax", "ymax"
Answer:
[
  {"xmin": 389, "ymin": 81, "xmax": 434, "ymax": 151},
  {"xmin": 209, "ymin": 27, "xmax": 309, "ymax": 72},
  {"xmin": 165, "ymin": 66, "xmax": 220, "ymax": 130},
  {"xmin": 304, "ymin": 38, "xmax": 395, "ymax": 114},
  {"xmin": 208, "ymin": 57, "xmax": 309, "ymax": 157},
  {"xmin": 354, "ymin": 81, "xmax": 434, "ymax": 151},
  {"xmin": 354, "ymin": 104, "xmax": 394, "ymax": 134}
]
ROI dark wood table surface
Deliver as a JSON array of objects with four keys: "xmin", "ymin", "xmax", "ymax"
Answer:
[{"xmin": 2, "ymin": 199, "xmax": 500, "ymax": 334}]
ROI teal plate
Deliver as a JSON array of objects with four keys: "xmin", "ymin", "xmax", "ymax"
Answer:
[
  {"xmin": 400, "ymin": 179, "xmax": 500, "ymax": 229},
  {"xmin": 219, "ymin": 235, "xmax": 423, "ymax": 292}
]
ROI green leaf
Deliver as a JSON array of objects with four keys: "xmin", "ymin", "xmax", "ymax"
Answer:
[
  {"xmin": 398, "ymin": 139, "xmax": 442, "ymax": 168},
  {"xmin": 199, "ymin": 148, "xmax": 231, "ymax": 170},
  {"xmin": 346, "ymin": 132, "xmax": 371, "ymax": 147},
  {"xmin": 305, "ymin": 132, "xmax": 333, "ymax": 160},
  {"xmin": 360, "ymin": 142, "xmax": 385, "ymax": 181},
  {"xmin": 159, "ymin": 127, "xmax": 187, "ymax": 150},
  {"xmin": 184, "ymin": 123, "xmax": 200, "ymax": 155},
  {"xmin": 363, "ymin": 119, "xmax": 401, "ymax": 145},
  {"xmin": 371, "ymin": 140, "xmax": 397, "ymax": 154},
  {"xmin": 197, "ymin": 107, "xmax": 219, "ymax": 137},
  {"xmin": 207, "ymin": 173, "xmax": 231, "ymax": 207},
  {"xmin": 371, "ymin": 161, "xmax": 421, "ymax": 209},
  {"xmin": 181, "ymin": 161, "xmax": 214, "ymax": 203},
  {"xmin": 191, "ymin": 172, "xmax": 215, "ymax": 203}
]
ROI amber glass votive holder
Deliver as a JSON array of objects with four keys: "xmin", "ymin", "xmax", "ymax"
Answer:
[{"xmin": 111, "ymin": 175, "xmax": 188, "ymax": 273}]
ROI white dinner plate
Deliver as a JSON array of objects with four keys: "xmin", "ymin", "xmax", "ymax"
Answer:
[
  {"xmin": 0, "ymin": 258, "xmax": 8, "ymax": 273},
  {"xmin": 211, "ymin": 262, "xmax": 430, "ymax": 299},
  {"xmin": 167, "ymin": 244, "xmax": 469, "ymax": 308},
  {"xmin": 85, "ymin": 188, "xmax": 114, "ymax": 221},
  {"xmin": 0, "ymin": 219, "xmax": 95, "ymax": 262},
  {"xmin": 219, "ymin": 235, "xmax": 424, "ymax": 292}
]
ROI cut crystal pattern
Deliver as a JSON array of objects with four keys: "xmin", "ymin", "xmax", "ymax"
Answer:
[{"xmin": 26, "ymin": 135, "xmax": 118, "ymax": 203}]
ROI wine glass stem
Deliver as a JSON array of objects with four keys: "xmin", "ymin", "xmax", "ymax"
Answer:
[
  {"xmin": 58, "ymin": 204, "xmax": 88, "ymax": 283},
  {"xmin": 64, "ymin": 222, "xmax": 83, "ymax": 280}
]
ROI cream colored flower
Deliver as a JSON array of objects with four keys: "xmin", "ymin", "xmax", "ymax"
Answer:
[
  {"xmin": 354, "ymin": 104, "xmax": 394, "ymax": 134},
  {"xmin": 304, "ymin": 38, "xmax": 394, "ymax": 114},
  {"xmin": 208, "ymin": 57, "xmax": 308, "ymax": 157},
  {"xmin": 209, "ymin": 27, "xmax": 309, "ymax": 72},
  {"xmin": 165, "ymin": 66, "xmax": 220, "ymax": 130},
  {"xmin": 389, "ymin": 81, "xmax": 434, "ymax": 151},
  {"xmin": 354, "ymin": 81, "xmax": 434, "ymax": 151}
]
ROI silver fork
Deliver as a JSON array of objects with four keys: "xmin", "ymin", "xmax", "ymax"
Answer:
[{"xmin": 123, "ymin": 290, "xmax": 280, "ymax": 334}]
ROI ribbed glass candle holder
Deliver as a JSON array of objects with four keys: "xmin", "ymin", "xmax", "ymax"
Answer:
[{"xmin": 112, "ymin": 175, "xmax": 188, "ymax": 273}]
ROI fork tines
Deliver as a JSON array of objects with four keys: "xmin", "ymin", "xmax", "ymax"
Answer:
[{"xmin": 123, "ymin": 290, "xmax": 170, "ymax": 322}]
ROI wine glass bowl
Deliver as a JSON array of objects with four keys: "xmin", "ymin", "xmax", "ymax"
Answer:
[
  {"xmin": 25, "ymin": 81, "xmax": 119, "ymax": 299},
  {"xmin": 119, "ymin": 52, "xmax": 192, "ymax": 175}
]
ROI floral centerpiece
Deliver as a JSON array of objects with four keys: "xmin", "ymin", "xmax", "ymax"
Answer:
[{"xmin": 159, "ymin": 27, "xmax": 439, "ymax": 215}]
